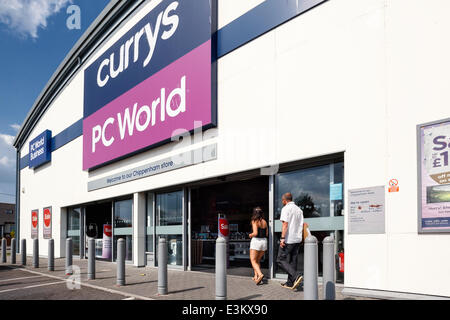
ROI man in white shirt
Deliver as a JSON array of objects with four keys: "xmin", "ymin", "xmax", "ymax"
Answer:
[{"xmin": 277, "ymin": 192, "xmax": 304, "ymax": 290}]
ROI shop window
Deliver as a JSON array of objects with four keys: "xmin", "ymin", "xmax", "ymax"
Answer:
[
  {"xmin": 114, "ymin": 199, "xmax": 132, "ymax": 228},
  {"xmin": 156, "ymin": 191, "xmax": 183, "ymax": 226},
  {"xmin": 155, "ymin": 234, "xmax": 183, "ymax": 266},
  {"xmin": 155, "ymin": 190, "xmax": 183, "ymax": 267},
  {"xmin": 67, "ymin": 208, "xmax": 81, "ymax": 256},
  {"xmin": 113, "ymin": 199, "xmax": 133, "ymax": 262},
  {"xmin": 275, "ymin": 162, "xmax": 344, "ymax": 219}
]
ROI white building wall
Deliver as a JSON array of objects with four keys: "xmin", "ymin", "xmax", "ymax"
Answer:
[{"xmin": 18, "ymin": 0, "xmax": 450, "ymax": 297}]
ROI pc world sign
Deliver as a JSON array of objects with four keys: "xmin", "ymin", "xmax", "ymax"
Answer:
[{"xmin": 82, "ymin": 0, "xmax": 216, "ymax": 170}]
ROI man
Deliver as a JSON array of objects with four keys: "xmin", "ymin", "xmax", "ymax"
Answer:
[{"xmin": 277, "ymin": 192, "xmax": 304, "ymax": 290}]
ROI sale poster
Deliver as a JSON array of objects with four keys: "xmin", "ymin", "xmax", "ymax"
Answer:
[
  {"xmin": 419, "ymin": 120, "xmax": 450, "ymax": 232},
  {"xmin": 102, "ymin": 224, "xmax": 112, "ymax": 259},
  {"xmin": 31, "ymin": 210, "xmax": 38, "ymax": 239},
  {"xmin": 43, "ymin": 207, "xmax": 52, "ymax": 239}
]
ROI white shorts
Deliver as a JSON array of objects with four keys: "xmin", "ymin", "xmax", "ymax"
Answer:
[{"xmin": 250, "ymin": 237, "xmax": 267, "ymax": 251}]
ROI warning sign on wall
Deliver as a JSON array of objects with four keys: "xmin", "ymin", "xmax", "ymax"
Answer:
[{"xmin": 388, "ymin": 179, "xmax": 399, "ymax": 193}]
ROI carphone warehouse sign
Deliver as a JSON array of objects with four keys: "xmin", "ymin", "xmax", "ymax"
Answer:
[{"xmin": 83, "ymin": 0, "xmax": 216, "ymax": 170}]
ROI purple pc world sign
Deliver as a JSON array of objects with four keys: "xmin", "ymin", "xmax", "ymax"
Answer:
[{"xmin": 83, "ymin": 0, "xmax": 216, "ymax": 170}]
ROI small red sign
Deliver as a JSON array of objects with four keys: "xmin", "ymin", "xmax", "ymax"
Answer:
[
  {"xmin": 103, "ymin": 225, "xmax": 112, "ymax": 237},
  {"xmin": 43, "ymin": 208, "xmax": 51, "ymax": 227},
  {"xmin": 31, "ymin": 211, "xmax": 38, "ymax": 228},
  {"xmin": 218, "ymin": 218, "xmax": 229, "ymax": 237},
  {"xmin": 388, "ymin": 179, "xmax": 399, "ymax": 193}
]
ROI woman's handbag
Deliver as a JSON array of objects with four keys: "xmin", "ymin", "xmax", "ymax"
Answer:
[{"xmin": 302, "ymin": 222, "xmax": 311, "ymax": 242}]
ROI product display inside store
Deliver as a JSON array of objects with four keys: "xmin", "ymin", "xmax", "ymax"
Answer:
[{"xmin": 191, "ymin": 176, "xmax": 269, "ymax": 271}]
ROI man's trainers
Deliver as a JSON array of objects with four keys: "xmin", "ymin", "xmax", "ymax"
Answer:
[
  {"xmin": 291, "ymin": 275, "xmax": 303, "ymax": 290},
  {"xmin": 281, "ymin": 282, "xmax": 293, "ymax": 289}
]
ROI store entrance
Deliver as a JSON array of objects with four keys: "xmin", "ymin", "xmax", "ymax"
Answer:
[
  {"xmin": 191, "ymin": 176, "xmax": 269, "ymax": 277},
  {"xmin": 84, "ymin": 202, "xmax": 112, "ymax": 261}
]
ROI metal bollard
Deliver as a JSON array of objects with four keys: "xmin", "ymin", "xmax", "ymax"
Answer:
[
  {"xmin": 158, "ymin": 237, "xmax": 168, "ymax": 295},
  {"xmin": 33, "ymin": 238, "xmax": 39, "ymax": 268},
  {"xmin": 48, "ymin": 239, "xmax": 54, "ymax": 271},
  {"xmin": 1, "ymin": 238, "xmax": 6, "ymax": 263},
  {"xmin": 65, "ymin": 238, "xmax": 73, "ymax": 275},
  {"xmin": 215, "ymin": 237, "xmax": 227, "ymax": 300},
  {"xmin": 11, "ymin": 238, "xmax": 16, "ymax": 264},
  {"xmin": 304, "ymin": 235, "xmax": 318, "ymax": 300},
  {"xmin": 88, "ymin": 238, "xmax": 95, "ymax": 280},
  {"xmin": 323, "ymin": 235, "xmax": 336, "ymax": 300},
  {"xmin": 116, "ymin": 238, "xmax": 125, "ymax": 286},
  {"xmin": 21, "ymin": 239, "xmax": 26, "ymax": 265}
]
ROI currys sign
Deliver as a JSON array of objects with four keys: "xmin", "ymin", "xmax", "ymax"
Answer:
[
  {"xmin": 83, "ymin": 0, "xmax": 216, "ymax": 170},
  {"xmin": 29, "ymin": 130, "xmax": 52, "ymax": 169}
]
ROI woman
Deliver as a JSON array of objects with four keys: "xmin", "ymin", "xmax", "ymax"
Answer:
[{"xmin": 249, "ymin": 207, "xmax": 268, "ymax": 285}]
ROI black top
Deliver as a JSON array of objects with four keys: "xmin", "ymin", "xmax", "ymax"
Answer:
[{"xmin": 256, "ymin": 227, "xmax": 267, "ymax": 238}]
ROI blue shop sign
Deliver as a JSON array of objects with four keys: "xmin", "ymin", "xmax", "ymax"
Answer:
[{"xmin": 29, "ymin": 130, "xmax": 52, "ymax": 169}]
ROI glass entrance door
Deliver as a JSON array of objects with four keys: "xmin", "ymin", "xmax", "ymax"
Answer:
[
  {"xmin": 67, "ymin": 207, "xmax": 83, "ymax": 257},
  {"xmin": 155, "ymin": 190, "xmax": 184, "ymax": 268},
  {"xmin": 273, "ymin": 161, "xmax": 345, "ymax": 281}
]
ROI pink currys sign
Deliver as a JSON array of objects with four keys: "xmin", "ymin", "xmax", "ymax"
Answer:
[{"xmin": 83, "ymin": 41, "xmax": 212, "ymax": 170}]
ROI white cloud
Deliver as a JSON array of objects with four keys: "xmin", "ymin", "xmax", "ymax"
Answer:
[
  {"xmin": 0, "ymin": 0, "xmax": 72, "ymax": 39},
  {"xmin": 10, "ymin": 123, "xmax": 20, "ymax": 131},
  {"xmin": 0, "ymin": 130, "xmax": 16, "ymax": 203},
  {"xmin": 0, "ymin": 133, "xmax": 14, "ymax": 146},
  {"xmin": 0, "ymin": 132, "xmax": 16, "ymax": 198}
]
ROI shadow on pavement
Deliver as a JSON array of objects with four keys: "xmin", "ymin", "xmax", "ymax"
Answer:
[
  {"xmin": 169, "ymin": 286, "xmax": 205, "ymax": 294},
  {"xmin": 237, "ymin": 294, "xmax": 263, "ymax": 300}
]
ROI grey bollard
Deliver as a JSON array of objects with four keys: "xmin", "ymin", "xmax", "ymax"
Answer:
[
  {"xmin": 88, "ymin": 238, "xmax": 95, "ymax": 280},
  {"xmin": 304, "ymin": 235, "xmax": 318, "ymax": 300},
  {"xmin": 116, "ymin": 238, "xmax": 125, "ymax": 286},
  {"xmin": 215, "ymin": 237, "xmax": 227, "ymax": 300},
  {"xmin": 48, "ymin": 239, "xmax": 54, "ymax": 271},
  {"xmin": 21, "ymin": 239, "xmax": 26, "ymax": 265},
  {"xmin": 1, "ymin": 238, "xmax": 6, "ymax": 263},
  {"xmin": 158, "ymin": 237, "xmax": 168, "ymax": 295},
  {"xmin": 65, "ymin": 238, "xmax": 73, "ymax": 275},
  {"xmin": 11, "ymin": 238, "xmax": 16, "ymax": 264},
  {"xmin": 33, "ymin": 238, "xmax": 39, "ymax": 268},
  {"xmin": 323, "ymin": 235, "xmax": 336, "ymax": 300}
]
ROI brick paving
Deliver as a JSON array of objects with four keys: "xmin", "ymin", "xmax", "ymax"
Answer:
[{"xmin": 2, "ymin": 256, "xmax": 375, "ymax": 300}]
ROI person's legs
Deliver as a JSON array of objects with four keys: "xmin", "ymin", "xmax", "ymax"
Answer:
[
  {"xmin": 250, "ymin": 249, "xmax": 260, "ymax": 279},
  {"xmin": 256, "ymin": 251, "xmax": 265, "ymax": 276},
  {"xmin": 289, "ymin": 243, "xmax": 301, "ymax": 277},
  {"xmin": 277, "ymin": 244, "xmax": 297, "ymax": 286}
]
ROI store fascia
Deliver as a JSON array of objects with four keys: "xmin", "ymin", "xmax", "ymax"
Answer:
[{"xmin": 67, "ymin": 152, "xmax": 345, "ymax": 281}]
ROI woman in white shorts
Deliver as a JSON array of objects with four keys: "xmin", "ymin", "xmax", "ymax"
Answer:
[{"xmin": 249, "ymin": 207, "xmax": 268, "ymax": 285}]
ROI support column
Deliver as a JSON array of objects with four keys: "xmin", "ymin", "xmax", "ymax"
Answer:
[
  {"xmin": 133, "ymin": 192, "xmax": 146, "ymax": 267},
  {"xmin": 59, "ymin": 207, "xmax": 68, "ymax": 258}
]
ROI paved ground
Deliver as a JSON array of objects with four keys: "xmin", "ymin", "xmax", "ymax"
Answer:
[{"xmin": 0, "ymin": 256, "xmax": 375, "ymax": 300}]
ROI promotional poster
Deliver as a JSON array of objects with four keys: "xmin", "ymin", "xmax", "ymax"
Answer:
[{"xmin": 419, "ymin": 120, "xmax": 450, "ymax": 232}]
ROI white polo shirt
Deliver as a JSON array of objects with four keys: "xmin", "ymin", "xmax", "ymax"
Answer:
[{"xmin": 280, "ymin": 201, "xmax": 304, "ymax": 244}]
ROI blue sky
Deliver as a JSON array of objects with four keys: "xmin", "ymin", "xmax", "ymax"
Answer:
[{"xmin": 0, "ymin": 0, "xmax": 109, "ymax": 203}]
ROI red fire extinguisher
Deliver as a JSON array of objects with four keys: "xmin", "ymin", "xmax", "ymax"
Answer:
[{"xmin": 338, "ymin": 251, "xmax": 344, "ymax": 273}]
